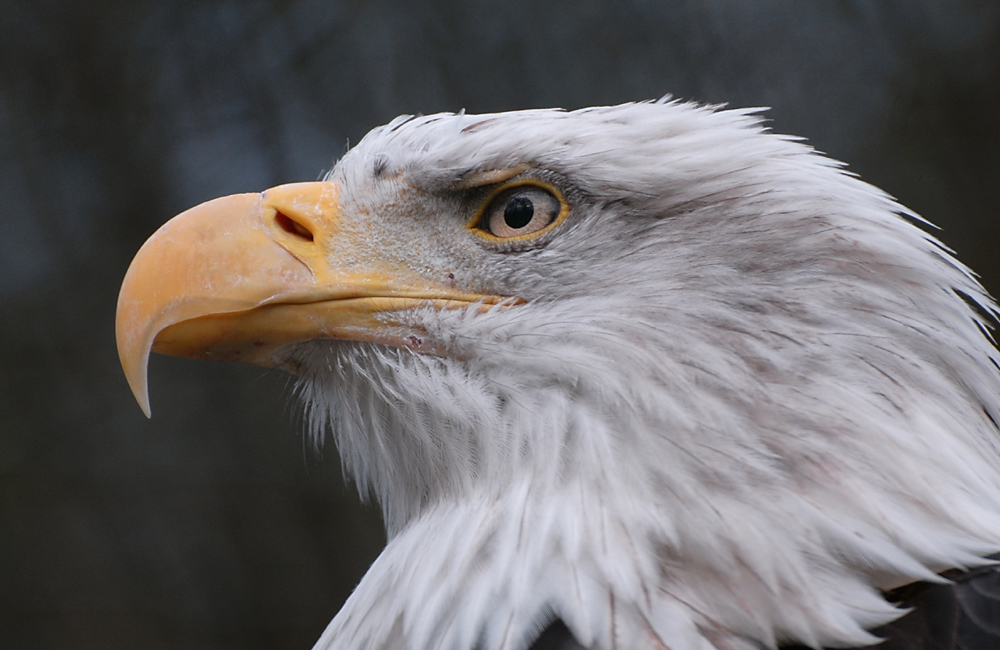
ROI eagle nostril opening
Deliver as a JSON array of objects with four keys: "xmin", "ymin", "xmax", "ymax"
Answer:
[{"xmin": 275, "ymin": 211, "xmax": 314, "ymax": 242}]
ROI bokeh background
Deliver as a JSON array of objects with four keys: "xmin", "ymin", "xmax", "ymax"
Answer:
[{"xmin": 2, "ymin": 1, "xmax": 998, "ymax": 648}]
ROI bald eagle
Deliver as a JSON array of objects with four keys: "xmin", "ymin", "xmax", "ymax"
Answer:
[{"xmin": 117, "ymin": 100, "xmax": 1000, "ymax": 650}]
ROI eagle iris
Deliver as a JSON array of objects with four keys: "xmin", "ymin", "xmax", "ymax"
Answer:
[{"xmin": 481, "ymin": 184, "xmax": 562, "ymax": 239}]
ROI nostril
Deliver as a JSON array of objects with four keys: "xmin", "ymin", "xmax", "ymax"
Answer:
[{"xmin": 275, "ymin": 211, "xmax": 314, "ymax": 242}]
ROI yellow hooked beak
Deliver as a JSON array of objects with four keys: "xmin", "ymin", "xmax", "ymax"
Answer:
[{"xmin": 116, "ymin": 182, "xmax": 506, "ymax": 417}]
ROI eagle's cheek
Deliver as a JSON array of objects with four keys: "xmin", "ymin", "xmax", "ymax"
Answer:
[{"xmin": 116, "ymin": 181, "xmax": 509, "ymax": 417}]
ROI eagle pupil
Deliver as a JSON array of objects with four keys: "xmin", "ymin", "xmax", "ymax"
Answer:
[{"xmin": 504, "ymin": 196, "xmax": 534, "ymax": 229}]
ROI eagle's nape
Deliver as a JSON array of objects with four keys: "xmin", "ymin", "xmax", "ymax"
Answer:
[
  {"xmin": 116, "ymin": 100, "xmax": 1000, "ymax": 650},
  {"xmin": 525, "ymin": 565, "xmax": 1000, "ymax": 650},
  {"xmin": 787, "ymin": 563, "xmax": 1000, "ymax": 650}
]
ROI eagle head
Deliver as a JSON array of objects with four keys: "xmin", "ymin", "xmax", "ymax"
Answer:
[{"xmin": 117, "ymin": 101, "xmax": 1000, "ymax": 650}]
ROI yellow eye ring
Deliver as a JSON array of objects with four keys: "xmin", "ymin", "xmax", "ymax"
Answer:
[{"xmin": 467, "ymin": 180, "xmax": 570, "ymax": 243}]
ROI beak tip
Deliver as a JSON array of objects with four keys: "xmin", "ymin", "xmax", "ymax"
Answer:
[
  {"xmin": 118, "ymin": 333, "xmax": 153, "ymax": 418},
  {"xmin": 126, "ymin": 362, "xmax": 153, "ymax": 418},
  {"xmin": 138, "ymin": 393, "xmax": 152, "ymax": 419}
]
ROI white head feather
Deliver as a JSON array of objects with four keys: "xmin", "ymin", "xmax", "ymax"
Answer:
[{"xmin": 290, "ymin": 101, "xmax": 1000, "ymax": 650}]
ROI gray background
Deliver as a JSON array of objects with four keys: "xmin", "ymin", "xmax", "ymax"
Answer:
[{"xmin": 2, "ymin": 1, "xmax": 998, "ymax": 648}]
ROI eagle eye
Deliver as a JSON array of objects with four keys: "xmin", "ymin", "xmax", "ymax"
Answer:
[{"xmin": 473, "ymin": 182, "xmax": 567, "ymax": 241}]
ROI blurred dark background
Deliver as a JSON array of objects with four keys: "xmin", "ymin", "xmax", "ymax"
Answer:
[{"xmin": 1, "ymin": 1, "xmax": 998, "ymax": 648}]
